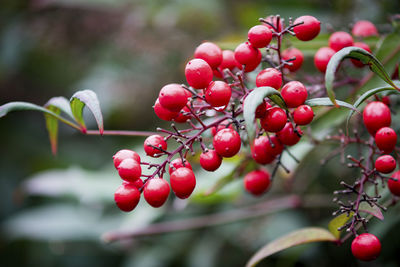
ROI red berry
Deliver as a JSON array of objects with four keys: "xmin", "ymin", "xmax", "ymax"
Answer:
[
  {"xmin": 173, "ymin": 105, "xmax": 191, "ymax": 123},
  {"xmin": 185, "ymin": 58, "xmax": 213, "ymax": 89},
  {"xmin": 351, "ymin": 42, "xmax": 372, "ymax": 67},
  {"xmin": 213, "ymin": 128, "xmax": 241, "ymax": 158},
  {"xmin": 255, "ymin": 68, "xmax": 282, "ymax": 89},
  {"xmin": 243, "ymin": 50, "xmax": 262, "ymax": 73},
  {"xmin": 351, "ymin": 233, "xmax": 381, "ymax": 261},
  {"xmin": 143, "ymin": 178, "xmax": 170, "ymax": 208},
  {"xmin": 170, "ymin": 167, "xmax": 196, "ymax": 199},
  {"xmin": 205, "ymin": 81, "xmax": 232, "ymax": 108},
  {"xmin": 281, "ymin": 81, "xmax": 308, "ymax": 108},
  {"xmin": 329, "ymin": 31, "xmax": 354, "ymax": 52},
  {"xmin": 314, "ymin": 47, "xmax": 336, "ymax": 73},
  {"xmin": 277, "ymin": 122, "xmax": 302, "ymax": 146},
  {"xmin": 363, "ymin": 101, "xmax": 391, "ymax": 135},
  {"xmin": 388, "ymin": 171, "xmax": 400, "ymax": 196},
  {"xmin": 375, "ymin": 155, "xmax": 396, "ymax": 173},
  {"xmin": 113, "ymin": 149, "xmax": 141, "ymax": 169},
  {"xmin": 352, "ymin": 20, "xmax": 378, "ymax": 37},
  {"xmin": 158, "ymin": 83, "xmax": 188, "ymax": 112},
  {"xmin": 251, "ymin": 135, "xmax": 283, "ymax": 164},
  {"xmin": 123, "ymin": 179, "xmax": 144, "ymax": 189},
  {"xmin": 154, "ymin": 98, "xmax": 179, "ymax": 121},
  {"xmin": 117, "ymin": 158, "xmax": 142, "ymax": 182},
  {"xmin": 211, "ymin": 120, "xmax": 234, "ymax": 136},
  {"xmin": 194, "ymin": 42, "xmax": 222, "ymax": 69},
  {"xmin": 144, "ymin": 135, "xmax": 167, "ymax": 157},
  {"xmin": 244, "ymin": 169, "xmax": 271, "ymax": 196},
  {"xmin": 234, "ymin": 42, "xmax": 261, "ymax": 66},
  {"xmin": 200, "ymin": 150, "xmax": 222, "ymax": 172},
  {"xmin": 375, "ymin": 127, "xmax": 397, "ymax": 153},
  {"xmin": 114, "ymin": 183, "xmax": 141, "ymax": 212},
  {"xmin": 293, "ymin": 105, "xmax": 314, "ymax": 125},
  {"xmin": 168, "ymin": 158, "xmax": 192, "ymax": 175},
  {"xmin": 282, "ymin": 48, "xmax": 304, "ymax": 72},
  {"xmin": 381, "ymin": 96, "xmax": 390, "ymax": 106},
  {"xmin": 255, "ymin": 101, "xmax": 272, "ymax": 119},
  {"xmin": 248, "ymin": 25, "xmax": 272, "ymax": 48},
  {"xmin": 218, "ymin": 50, "xmax": 242, "ymax": 72},
  {"xmin": 263, "ymin": 15, "xmax": 283, "ymax": 32},
  {"xmin": 293, "ymin": 15, "xmax": 321, "ymax": 41},
  {"xmin": 260, "ymin": 107, "xmax": 287, "ymax": 132}
]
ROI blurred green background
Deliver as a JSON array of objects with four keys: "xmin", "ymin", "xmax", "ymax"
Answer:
[{"xmin": 1, "ymin": 0, "xmax": 400, "ymax": 266}]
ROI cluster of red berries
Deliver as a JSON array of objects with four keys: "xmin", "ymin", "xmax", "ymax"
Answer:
[{"xmin": 314, "ymin": 20, "xmax": 377, "ymax": 72}]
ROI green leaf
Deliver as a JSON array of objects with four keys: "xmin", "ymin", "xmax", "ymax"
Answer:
[
  {"xmin": 44, "ymin": 106, "xmax": 60, "ymax": 155},
  {"xmin": 359, "ymin": 202, "xmax": 384, "ymax": 221},
  {"xmin": 70, "ymin": 90, "xmax": 104, "ymax": 134},
  {"xmin": 305, "ymin": 97, "xmax": 358, "ymax": 111},
  {"xmin": 246, "ymin": 227, "xmax": 337, "ymax": 267},
  {"xmin": 243, "ymin": 87, "xmax": 286, "ymax": 141},
  {"xmin": 325, "ymin": 46, "xmax": 399, "ymax": 106},
  {"xmin": 328, "ymin": 213, "xmax": 354, "ymax": 239}
]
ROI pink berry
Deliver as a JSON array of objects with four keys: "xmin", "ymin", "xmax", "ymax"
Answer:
[
  {"xmin": 352, "ymin": 20, "xmax": 378, "ymax": 37},
  {"xmin": 194, "ymin": 42, "xmax": 223, "ymax": 69},
  {"xmin": 293, "ymin": 15, "xmax": 321, "ymax": 41},
  {"xmin": 113, "ymin": 149, "xmax": 141, "ymax": 169},
  {"xmin": 117, "ymin": 158, "xmax": 142, "ymax": 182},
  {"xmin": 329, "ymin": 31, "xmax": 354, "ymax": 51},
  {"xmin": 314, "ymin": 47, "xmax": 336, "ymax": 73}
]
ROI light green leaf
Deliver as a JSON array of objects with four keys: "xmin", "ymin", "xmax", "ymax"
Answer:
[
  {"xmin": 44, "ymin": 106, "xmax": 60, "ymax": 155},
  {"xmin": 328, "ymin": 212, "xmax": 354, "ymax": 239},
  {"xmin": 305, "ymin": 97, "xmax": 358, "ymax": 111}
]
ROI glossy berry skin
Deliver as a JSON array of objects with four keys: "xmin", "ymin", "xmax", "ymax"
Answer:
[
  {"xmin": 351, "ymin": 42, "xmax": 372, "ymax": 67},
  {"xmin": 375, "ymin": 155, "xmax": 396, "ymax": 174},
  {"xmin": 168, "ymin": 158, "xmax": 192, "ymax": 175},
  {"xmin": 388, "ymin": 171, "xmax": 400, "ymax": 196},
  {"xmin": 375, "ymin": 127, "xmax": 397, "ymax": 153},
  {"xmin": 158, "ymin": 83, "xmax": 188, "ymax": 112},
  {"xmin": 260, "ymin": 107, "xmax": 287, "ymax": 133},
  {"xmin": 352, "ymin": 20, "xmax": 378, "ymax": 37},
  {"xmin": 173, "ymin": 106, "xmax": 191, "ymax": 123},
  {"xmin": 144, "ymin": 135, "xmax": 168, "ymax": 157},
  {"xmin": 314, "ymin": 47, "xmax": 336, "ymax": 73},
  {"xmin": 282, "ymin": 48, "xmax": 304, "ymax": 72},
  {"xmin": 113, "ymin": 149, "xmax": 141, "ymax": 169},
  {"xmin": 255, "ymin": 101, "xmax": 272, "ymax": 119},
  {"xmin": 170, "ymin": 167, "xmax": 196, "ymax": 199},
  {"xmin": 251, "ymin": 135, "xmax": 283, "ymax": 164},
  {"xmin": 234, "ymin": 42, "xmax": 261, "ymax": 66},
  {"xmin": 114, "ymin": 183, "xmax": 141, "ymax": 212},
  {"xmin": 211, "ymin": 120, "xmax": 234, "ymax": 136},
  {"xmin": 243, "ymin": 50, "xmax": 262, "ymax": 73},
  {"xmin": 293, "ymin": 105, "xmax": 314, "ymax": 125},
  {"xmin": 244, "ymin": 169, "xmax": 271, "ymax": 196},
  {"xmin": 255, "ymin": 68, "xmax": 282, "ymax": 89},
  {"xmin": 351, "ymin": 233, "xmax": 381, "ymax": 261},
  {"xmin": 277, "ymin": 123, "xmax": 302, "ymax": 146},
  {"xmin": 185, "ymin": 58, "xmax": 213, "ymax": 89},
  {"xmin": 213, "ymin": 128, "xmax": 241, "ymax": 158},
  {"xmin": 329, "ymin": 31, "xmax": 354, "ymax": 52},
  {"xmin": 218, "ymin": 50, "xmax": 242, "ymax": 72},
  {"xmin": 281, "ymin": 81, "xmax": 308, "ymax": 108},
  {"xmin": 117, "ymin": 158, "xmax": 142, "ymax": 182},
  {"xmin": 248, "ymin": 25, "xmax": 272, "ymax": 48},
  {"xmin": 154, "ymin": 98, "xmax": 179, "ymax": 121},
  {"xmin": 205, "ymin": 81, "xmax": 232, "ymax": 108},
  {"xmin": 293, "ymin": 16, "xmax": 321, "ymax": 41},
  {"xmin": 143, "ymin": 178, "xmax": 170, "ymax": 208},
  {"xmin": 123, "ymin": 179, "xmax": 144, "ymax": 189},
  {"xmin": 194, "ymin": 42, "xmax": 222, "ymax": 69},
  {"xmin": 200, "ymin": 150, "xmax": 222, "ymax": 172},
  {"xmin": 363, "ymin": 101, "xmax": 391, "ymax": 135}
]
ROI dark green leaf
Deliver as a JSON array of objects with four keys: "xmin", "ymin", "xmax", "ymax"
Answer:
[
  {"xmin": 246, "ymin": 227, "xmax": 337, "ymax": 267},
  {"xmin": 70, "ymin": 90, "xmax": 104, "ymax": 134},
  {"xmin": 243, "ymin": 87, "xmax": 286, "ymax": 141},
  {"xmin": 328, "ymin": 213, "xmax": 354, "ymax": 239},
  {"xmin": 305, "ymin": 97, "xmax": 358, "ymax": 111}
]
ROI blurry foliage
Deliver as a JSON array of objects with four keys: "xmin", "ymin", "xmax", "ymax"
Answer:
[{"xmin": 1, "ymin": 0, "xmax": 400, "ymax": 266}]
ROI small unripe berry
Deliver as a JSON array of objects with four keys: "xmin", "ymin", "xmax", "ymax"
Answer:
[
  {"xmin": 144, "ymin": 135, "xmax": 168, "ymax": 157},
  {"xmin": 205, "ymin": 81, "xmax": 232, "ymax": 108},
  {"xmin": 185, "ymin": 58, "xmax": 213, "ymax": 89},
  {"xmin": 293, "ymin": 105, "xmax": 314, "ymax": 125},
  {"xmin": 375, "ymin": 127, "xmax": 397, "ymax": 153},
  {"xmin": 143, "ymin": 178, "xmax": 170, "ymax": 208},
  {"xmin": 234, "ymin": 42, "xmax": 261, "ymax": 66},
  {"xmin": 244, "ymin": 169, "xmax": 271, "ymax": 196},
  {"xmin": 314, "ymin": 47, "xmax": 336, "ymax": 73},
  {"xmin": 375, "ymin": 155, "xmax": 396, "ymax": 174},
  {"xmin": 388, "ymin": 171, "xmax": 400, "ymax": 196},
  {"xmin": 293, "ymin": 15, "xmax": 321, "ymax": 41},
  {"xmin": 282, "ymin": 48, "xmax": 304, "ymax": 72},
  {"xmin": 351, "ymin": 42, "xmax": 372, "ymax": 67},
  {"xmin": 114, "ymin": 183, "xmax": 141, "ymax": 212},
  {"xmin": 277, "ymin": 122, "xmax": 302, "ymax": 146},
  {"xmin": 154, "ymin": 98, "xmax": 179, "ymax": 121},
  {"xmin": 363, "ymin": 101, "xmax": 391, "ymax": 135},
  {"xmin": 352, "ymin": 20, "xmax": 378, "ymax": 37},
  {"xmin": 351, "ymin": 233, "xmax": 381, "ymax": 261},
  {"xmin": 113, "ymin": 149, "xmax": 141, "ymax": 169},
  {"xmin": 260, "ymin": 107, "xmax": 287, "ymax": 132},
  {"xmin": 117, "ymin": 158, "xmax": 142, "ymax": 182},
  {"xmin": 170, "ymin": 167, "xmax": 196, "ymax": 199},
  {"xmin": 158, "ymin": 83, "xmax": 188, "ymax": 112},
  {"xmin": 248, "ymin": 25, "xmax": 272, "ymax": 48},
  {"xmin": 281, "ymin": 81, "xmax": 308, "ymax": 108},
  {"xmin": 329, "ymin": 31, "xmax": 354, "ymax": 52},
  {"xmin": 213, "ymin": 128, "xmax": 241, "ymax": 158},
  {"xmin": 169, "ymin": 158, "xmax": 192, "ymax": 175},
  {"xmin": 194, "ymin": 42, "xmax": 223, "ymax": 69},
  {"xmin": 251, "ymin": 135, "xmax": 283, "ymax": 164},
  {"xmin": 255, "ymin": 68, "xmax": 283, "ymax": 89},
  {"xmin": 200, "ymin": 150, "xmax": 222, "ymax": 172}
]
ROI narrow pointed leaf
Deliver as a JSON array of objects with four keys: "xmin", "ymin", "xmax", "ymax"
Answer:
[
  {"xmin": 359, "ymin": 202, "xmax": 384, "ymax": 221},
  {"xmin": 305, "ymin": 97, "xmax": 358, "ymax": 111},
  {"xmin": 45, "ymin": 96, "xmax": 74, "ymax": 120},
  {"xmin": 243, "ymin": 87, "xmax": 286, "ymax": 141},
  {"xmin": 328, "ymin": 212, "xmax": 354, "ymax": 239},
  {"xmin": 70, "ymin": 90, "xmax": 104, "ymax": 135},
  {"xmin": 246, "ymin": 227, "xmax": 337, "ymax": 267},
  {"xmin": 325, "ymin": 46, "xmax": 399, "ymax": 106},
  {"xmin": 44, "ymin": 106, "xmax": 60, "ymax": 155}
]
